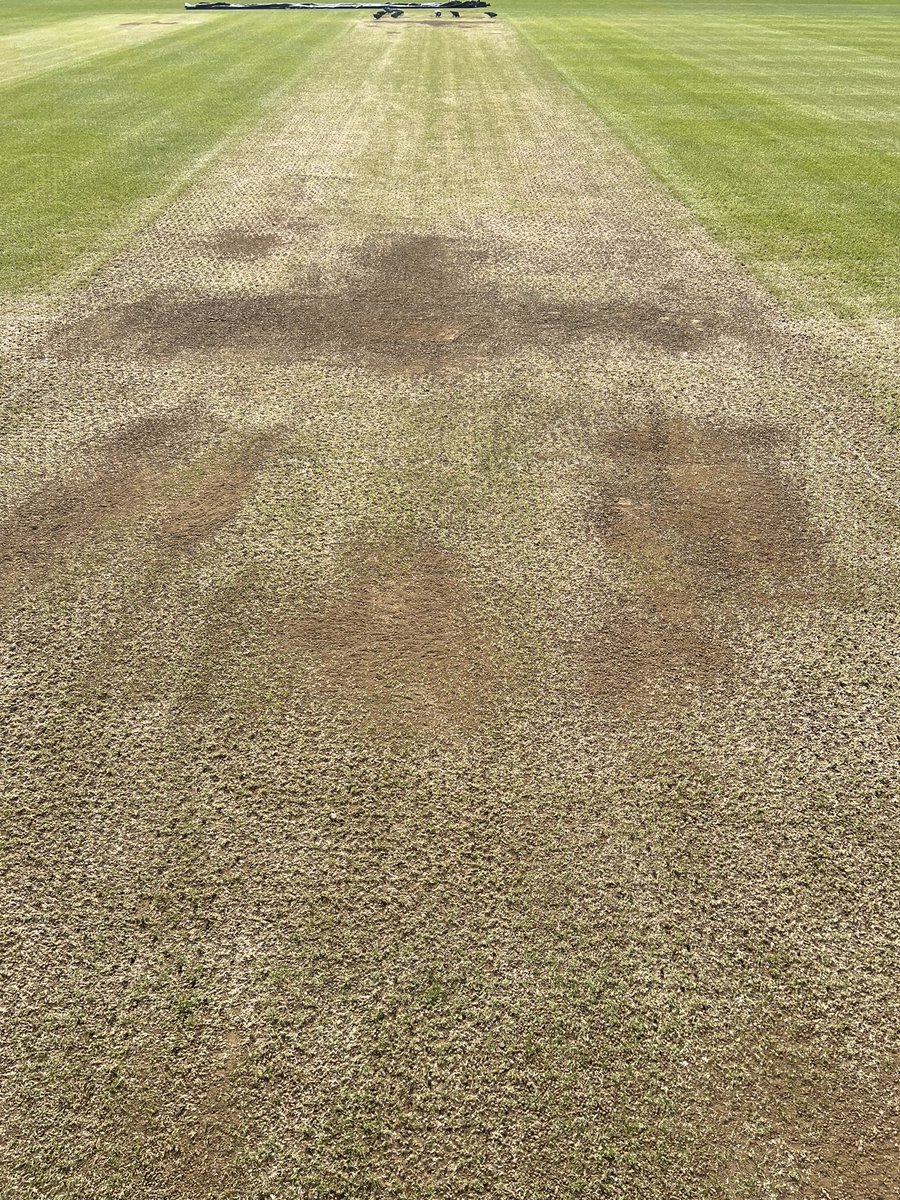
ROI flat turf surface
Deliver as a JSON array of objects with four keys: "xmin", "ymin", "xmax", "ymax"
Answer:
[
  {"xmin": 1, "ymin": 4, "xmax": 898, "ymax": 1199},
  {"xmin": 511, "ymin": 0, "xmax": 900, "ymax": 319},
  {"xmin": 1, "ymin": 0, "xmax": 346, "ymax": 294},
  {"xmin": 2, "ymin": 0, "xmax": 898, "ymax": 317}
]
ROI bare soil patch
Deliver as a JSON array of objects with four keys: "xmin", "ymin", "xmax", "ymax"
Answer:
[
  {"xmin": 86, "ymin": 1036, "xmax": 250, "ymax": 1200},
  {"xmin": 0, "ymin": 412, "xmax": 279, "ymax": 587},
  {"xmin": 155, "ymin": 434, "xmax": 277, "ymax": 552},
  {"xmin": 204, "ymin": 228, "xmax": 285, "ymax": 261},
  {"xmin": 707, "ymin": 1038, "xmax": 900, "ymax": 1199},
  {"xmin": 582, "ymin": 419, "xmax": 823, "ymax": 709},
  {"xmin": 56, "ymin": 234, "xmax": 752, "ymax": 373},
  {"xmin": 591, "ymin": 420, "xmax": 819, "ymax": 597},
  {"xmin": 277, "ymin": 539, "xmax": 488, "ymax": 738},
  {"xmin": 164, "ymin": 1035, "xmax": 250, "ymax": 1198},
  {"xmin": 0, "ymin": 409, "xmax": 191, "ymax": 577}
]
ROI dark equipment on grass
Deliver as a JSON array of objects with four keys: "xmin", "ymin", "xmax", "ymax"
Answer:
[{"xmin": 186, "ymin": 1, "xmax": 494, "ymax": 10}]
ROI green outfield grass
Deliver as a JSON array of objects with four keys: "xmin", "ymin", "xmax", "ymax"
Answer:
[
  {"xmin": 510, "ymin": 0, "xmax": 900, "ymax": 318},
  {"xmin": 1, "ymin": 1, "xmax": 343, "ymax": 295},
  {"xmin": 3, "ymin": 0, "xmax": 898, "ymax": 318}
]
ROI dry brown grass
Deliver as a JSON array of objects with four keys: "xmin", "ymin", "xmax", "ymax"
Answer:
[{"xmin": 1, "ymin": 18, "xmax": 897, "ymax": 1200}]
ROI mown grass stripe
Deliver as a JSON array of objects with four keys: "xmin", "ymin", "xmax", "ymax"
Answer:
[
  {"xmin": 591, "ymin": 20, "xmax": 899, "ymax": 149},
  {"xmin": 0, "ymin": 16, "xmax": 347, "ymax": 296},
  {"xmin": 509, "ymin": 0, "xmax": 900, "ymax": 318},
  {"xmin": 0, "ymin": 13, "xmax": 192, "ymax": 88}
]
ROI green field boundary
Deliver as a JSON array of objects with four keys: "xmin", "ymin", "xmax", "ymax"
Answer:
[
  {"xmin": 509, "ymin": 7, "xmax": 900, "ymax": 320},
  {"xmin": 0, "ymin": 12, "xmax": 194, "ymax": 89},
  {"xmin": 1, "ymin": 15, "xmax": 349, "ymax": 299}
]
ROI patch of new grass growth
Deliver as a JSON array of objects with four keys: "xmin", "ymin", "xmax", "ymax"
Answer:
[
  {"xmin": 509, "ymin": 0, "xmax": 900, "ymax": 319},
  {"xmin": 1, "ymin": 8, "xmax": 344, "ymax": 295}
]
